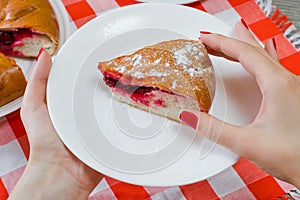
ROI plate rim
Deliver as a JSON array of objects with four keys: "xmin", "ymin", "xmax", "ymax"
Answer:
[{"xmin": 47, "ymin": 3, "xmax": 240, "ymax": 186}]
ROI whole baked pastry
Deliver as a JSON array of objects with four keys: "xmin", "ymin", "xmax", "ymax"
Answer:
[
  {"xmin": 0, "ymin": 53, "xmax": 26, "ymax": 106},
  {"xmin": 0, "ymin": 0, "xmax": 59, "ymax": 57},
  {"xmin": 98, "ymin": 39, "xmax": 215, "ymax": 123}
]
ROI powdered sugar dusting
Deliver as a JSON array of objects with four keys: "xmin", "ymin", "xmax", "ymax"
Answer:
[
  {"xmin": 132, "ymin": 71, "xmax": 144, "ymax": 79},
  {"xmin": 115, "ymin": 65, "xmax": 126, "ymax": 73},
  {"xmin": 186, "ymin": 66, "xmax": 213, "ymax": 77},
  {"xmin": 174, "ymin": 53, "xmax": 190, "ymax": 66},
  {"xmin": 187, "ymin": 68, "xmax": 196, "ymax": 77},
  {"xmin": 172, "ymin": 80, "xmax": 177, "ymax": 89},
  {"xmin": 148, "ymin": 69, "xmax": 169, "ymax": 77},
  {"xmin": 121, "ymin": 41, "xmax": 212, "ymax": 87},
  {"xmin": 171, "ymin": 42, "xmax": 206, "ymax": 78},
  {"xmin": 154, "ymin": 58, "xmax": 162, "ymax": 64},
  {"xmin": 132, "ymin": 68, "xmax": 170, "ymax": 79},
  {"xmin": 132, "ymin": 54, "xmax": 142, "ymax": 67},
  {"xmin": 203, "ymin": 67, "xmax": 213, "ymax": 74},
  {"xmin": 173, "ymin": 42, "xmax": 204, "ymax": 66}
]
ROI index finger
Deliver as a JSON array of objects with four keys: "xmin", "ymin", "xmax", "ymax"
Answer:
[
  {"xmin": 235, "ymin": 21, "xmax": 261, "ymax": 47},
  {"xmin": 200, "ymin": 33, "xmax": 281, "ymax": 85}
]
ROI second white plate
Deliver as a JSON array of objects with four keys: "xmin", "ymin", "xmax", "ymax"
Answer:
[
  {"xmin": 47, "ymin": 3, "xmax": 261, "ymax": 186},
  {"xmin": 0, "ymin": 0, "xmax": 73, "ymax": 117}
]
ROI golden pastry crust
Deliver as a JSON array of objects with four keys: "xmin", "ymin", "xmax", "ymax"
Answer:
[
  {"xmin": 99, "ymin": 39, "xmax": 215, "ymax": 112},
  {"xmin": 0, "ymin": 0, "xmax": 59, "ymax": 56},
  {"xmin": 0, "ymin": 53, "xmax": 26, "ymax": 106}
]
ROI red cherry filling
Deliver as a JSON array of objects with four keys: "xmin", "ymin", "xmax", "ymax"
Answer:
[
  {"xmin": 103, "ymin": 76, "xmax": 170, "ymax": 107},
  {"xmin": 0, "ymin": 29, "xmax": 33, "ymax": 56},
  {"xmin": 0, "ymin": 32, "xmax": 14, "ymax": 44}
]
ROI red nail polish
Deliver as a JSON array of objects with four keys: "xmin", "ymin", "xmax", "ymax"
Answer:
[
  {"xmin": 36, "ymin": 48, "xmax": 44, "ymax": 61},
  {"xmin": 179, "ymin": 111, "xmax": 198, "ymax": 129},
  {"xmin": 200, "ymin": 31, "xmax": 212, "ymax": 34},
  {"xmin": 272, "ymin": 37, "xmax": 277, "ymax": 50},
  {"xmin": 241, "ymin": 18, "xmax": 248, "ymax": 29}
]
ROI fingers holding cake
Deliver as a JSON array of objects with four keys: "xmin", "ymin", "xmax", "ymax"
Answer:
[
  {"xmin": 199, "ymin": 20, "xmax": 278, "ymax": 65},
  {"xmin": 199, "ymin": 32, "xmax": 283, "ymax": 89}
]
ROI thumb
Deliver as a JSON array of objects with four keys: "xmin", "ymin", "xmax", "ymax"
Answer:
[
  {"xmin": 179, "ymin": 110, "xmax": 244, "ymax": 153},
  {"xmin": 23, "ymin": 49, "xmax": 52, "ymax": 107}
]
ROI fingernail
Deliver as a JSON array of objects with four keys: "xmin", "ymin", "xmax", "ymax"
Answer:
[
  {"xmin": 36, "ymin": 48, "xmax": 44, "ymax": 61},
  {"xmin": 179, "ymin": 111, "xmax": 198, "ymax": 129},
  {"xmin": 241, "ymin": 18, "xmax": 248, "ymax": 29},
  {"xmin": 200, "ymin": 31, "xmax": 212, "ymax": 35},
  {"xmin": 272, "ymin": 37, "xmax": 277, "ymax": 50}
]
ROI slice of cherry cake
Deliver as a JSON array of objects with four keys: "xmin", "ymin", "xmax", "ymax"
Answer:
[
  {"xmin": 98, "ymin": 39, "xmax": 215, "ymax": 123},
  {"xmin": 0, "ymin": 0, "xmax": 59, "ymax": 57},
  {"xmin": 0, "ymin": 53, "xmax": 26, "ymax": 106}
]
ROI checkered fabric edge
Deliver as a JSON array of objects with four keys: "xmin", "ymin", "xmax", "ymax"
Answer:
[
  {"xmin": 1, "ymin": 0, "xmax": 300, "ymax": 199},
  {"xmin": 257, "ymin": 0, "xmax": 300, "ymax": 52}
]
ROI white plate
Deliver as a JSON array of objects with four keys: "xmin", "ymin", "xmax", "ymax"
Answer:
[
  {"xmin": 0, "ymin": 0, "xmax": 73, "ymax": 117},
  {"xmin": 47, "ymin": 3, "xmax": 261, "ymax": 186},
  {"xmin": 137, "ymin": 0, "xmax": 198, "ymax": 4}
]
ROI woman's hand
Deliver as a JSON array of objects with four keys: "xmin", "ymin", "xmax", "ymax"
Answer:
[
  {"xmin": 180, "ymin": 22, "xmax": 300, "ymax": 188},
  {"xmin": 9, "ymin": 50, "xmax": 104, "ymax": 200}
]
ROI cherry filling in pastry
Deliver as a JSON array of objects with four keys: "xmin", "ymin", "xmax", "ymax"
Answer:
[
  {"xmin": 0, "ymin": 29, "xmax": 41, "ymax": 56},
  {"xmin": 98, "ymin": 39, "xmax": 215, "ymax": 122},
  {"xmin": 103, "ymin": 75, "xmax": 169, "ymax": 107},
  {"xmin": 101, "ymin": 72, "xmax": 202, "ymax": 122}
]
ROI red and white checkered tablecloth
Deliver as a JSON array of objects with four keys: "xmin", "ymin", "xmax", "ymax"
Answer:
[{"xmin": 1, "ymin": 0, "xmax": 300, "ymax": 199}]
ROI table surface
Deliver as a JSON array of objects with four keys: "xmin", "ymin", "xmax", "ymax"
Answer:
[
  {"xmin": 1, "ymin": 1, "xmax": 299, "ymax": 199},
  {"xmin": 273, "ymin": 0, "xmax": 300, "ymax": 28}
]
